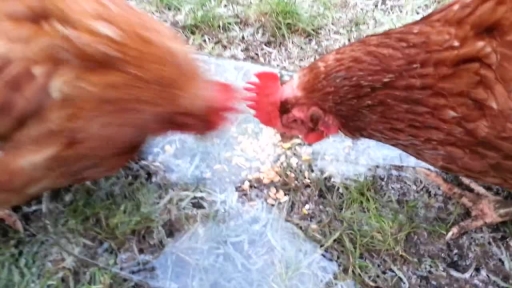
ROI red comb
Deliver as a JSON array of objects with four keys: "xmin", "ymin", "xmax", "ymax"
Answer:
[{"xmin": 243, "ymin": 71, "xmax": 282, "ymax": 128}]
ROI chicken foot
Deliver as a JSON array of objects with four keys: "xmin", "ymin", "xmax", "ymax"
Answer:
[
  {"xmin": 0, "ymin": 209, "xmax": 23, "ymax": 232},
  {"xmin": 417, "ymin": 168, "xmax": 512, "ymax": 240}
]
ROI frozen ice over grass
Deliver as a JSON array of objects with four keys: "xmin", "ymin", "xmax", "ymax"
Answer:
[{"xmin": 140, "ymin": 55, "xmax": 431, "ymax": 288}]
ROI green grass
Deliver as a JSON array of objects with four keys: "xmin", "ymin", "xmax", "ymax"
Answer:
[
  {"xmin": 154, "ymin": 0, "xmax": 332, "ymax": 41},
  {"xmin": 0, "ymin": 162, "xmax": 208, "ymax": 287},
  {"xmin": 157, "ymin": 0, "xmax": 239, "ymax": 34},
  {"xmin": 247, "ymin": 0, "xmax": 330, "ymax": 39},
  {"xmin": 252, "ymin": 141, "xmax": 421, "ymax": 286},
  {"xmin": 241, "ymin": 137, "xmax": 512, "ymax": 287},
  {"xmin": 62, "ymin": 177, "xmax": 160, "ymax": 242},
  {"xmin": 156, "ymin": 0, "xmax": 184, "ymax": 10},
  {"xmin": 148, "ymin": 0, "xmax": 450, "ymax": 72},
  {"xmin": 316, "ymin": 179, "xmax": 418, "ymax": 285}
]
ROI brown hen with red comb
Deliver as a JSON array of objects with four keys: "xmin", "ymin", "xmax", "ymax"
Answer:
[
  {"xmin": 242, "ymin": 0, "xmax": 512, "ymax": 240},
  {"xmin": 0, "ymin": 0, "xmax": 241, "ymax": 233}
]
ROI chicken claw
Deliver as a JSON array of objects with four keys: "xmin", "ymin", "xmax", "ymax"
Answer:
[
  {"xmin": 417, "ymin": 168, "xmax": 512, "ymax": 240},
  {"xmin": 0, "ymin": 209, "xmax": 23, "ymax": 232}
]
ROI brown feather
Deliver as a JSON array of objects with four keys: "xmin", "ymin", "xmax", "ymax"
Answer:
[
  {"xmin": 286, "ymin": 0, "xmax": 512, "ymax": 189},
  {"xmin": 0, "ymin": 0, "xmax": 238, "ymax": 208}
]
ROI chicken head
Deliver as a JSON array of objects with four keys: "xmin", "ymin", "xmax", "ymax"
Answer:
[{"xmin": 243, "ymin": 71, "xmax": 339, "ymax": 144}]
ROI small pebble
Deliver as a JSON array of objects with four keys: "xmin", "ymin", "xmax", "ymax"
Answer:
[
  {"xmin": 302, "ymin": 155, "xmax": 312, "ymax": 162},
  {"xmin": 279, "ymin": 196, "xmax": 289, "ymax": 203},
  {"xmin": 276, "ymin": 190, "xmax": 285, "ymax": 199},
  {"xmin": 267, "ymin": 198, "xmax": 276, "ymax": 205},
  {"xmin": 281, "ymin": 142, "xmax": 292, "ymax": 149},
  {"xmin": 267, "ymin": 170, "xmax": 277, "ymax": 178}
]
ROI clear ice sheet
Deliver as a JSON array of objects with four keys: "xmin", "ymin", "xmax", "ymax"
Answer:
[
  {"xmin": 140, "ymin": 54, "xmax": 433, "ymax": 288},
  {"xmin": 142, "ymin": 202, "xmax": 347, "ymax": 288}
]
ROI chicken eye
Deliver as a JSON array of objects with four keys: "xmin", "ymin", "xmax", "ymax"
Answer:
[
  {"xmin": 308, "ymin": 108, "xmax": 324, "ymax": 128},
  {"xmin": 309, "ymin": 113, "xmax": 320, "ymax": 127}
]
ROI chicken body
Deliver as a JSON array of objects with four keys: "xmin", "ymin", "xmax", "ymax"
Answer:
[
  {"xmin": 0, "ymin": 0, "xmax": 238, "ymax": 229},
  {"xmin": 244, "ymin": 0, "xmax": 512, "ymax": 239}
]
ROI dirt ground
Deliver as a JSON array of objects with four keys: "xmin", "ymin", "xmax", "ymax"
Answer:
[
  {"xmin": 149, "ymin": 0, "xmax": 510, "ymax": 285},
  {"xmin": 1, "ymin": 0, "xmax": 512, "ymax": 287},
  {"xmin": 236, "ymin": 140, "xmax": 512, "ymax": 287}
]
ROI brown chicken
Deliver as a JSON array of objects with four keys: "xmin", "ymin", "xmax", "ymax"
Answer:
[
  {"xmin": 0, "ymin": 0, "xmax": 239, "ymax": 231},
  {"xmin": 244, "ymin": 0, "xmax": 512, "ymax": 240}
]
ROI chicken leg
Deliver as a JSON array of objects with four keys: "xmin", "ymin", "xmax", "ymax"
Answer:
[
  {"xmin": 0, "ymin": 209, "xmax": 23, "ymax": 232},
  {"xmin": 417, "ymin": 168, "xmax": 512, "ymax": 240}
]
